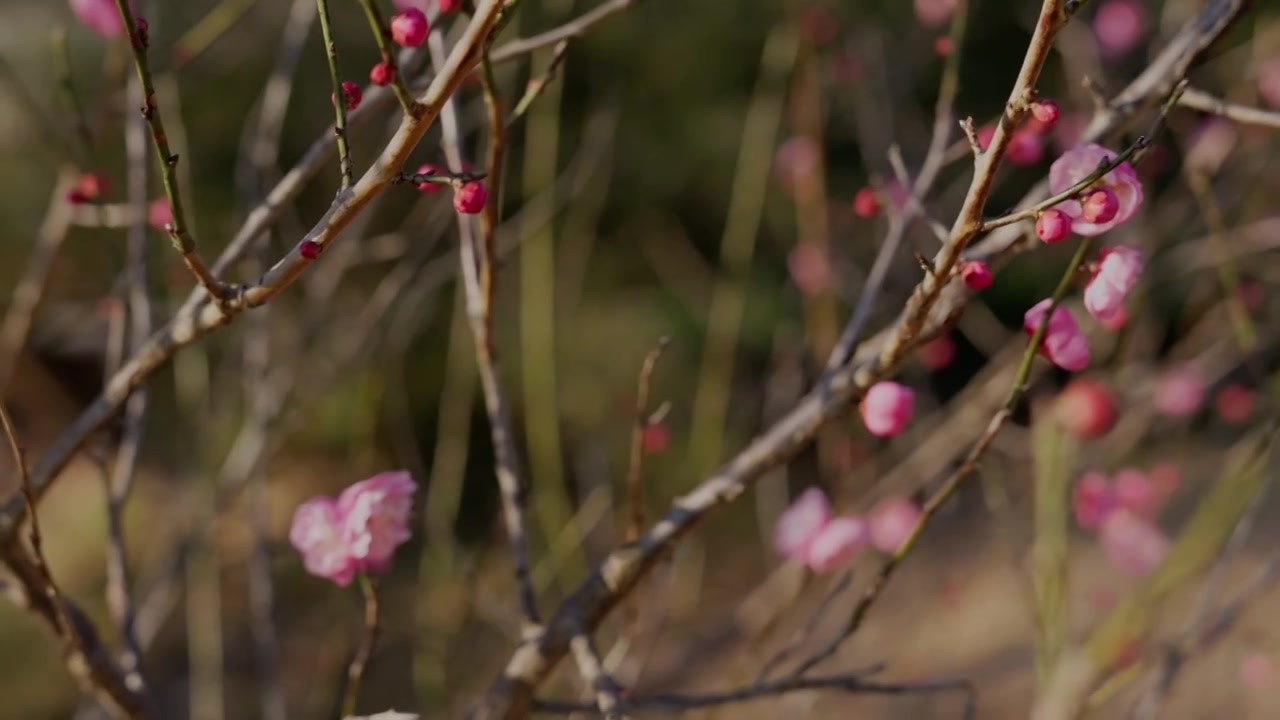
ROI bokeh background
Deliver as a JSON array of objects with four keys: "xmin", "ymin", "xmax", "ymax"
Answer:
[{"xmin": 2, "ymin": 0, "xmax": 1280, "ymax": 717}]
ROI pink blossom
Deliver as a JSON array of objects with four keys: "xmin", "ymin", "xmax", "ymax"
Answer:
[
  {"xmin": 70, "ymin": 0, "xmax": 126, "ymax": 38},
  {"xmin": 1048, "ymin": 143, "xmax": 1144, "ymax": 236},
  {"xmin": 1007, "ymin": 129, "xmax": 1045, "ymax": 166},
  {"xmin": 914, "ymin": 0, "xmax": 957, "ymax": 28},
  {"xmin": 1113, "ymin": 469, "xmax": 1160, "ymax": 519},
  {"xmin": 1185, "ymin": 119, "xmax": 1238, "ymax": 175},
  {"xmin": 453, "ymin": 181, "xmax": 488, "ymax": 214},
  {"xmin": 439, "ymin": 0, "xmax": 463, "ymax": 12},
  {"xmin": 1074, "ymin": 472, "xmax": 1117, "ymax": 530},
  {"xmin": 290, "ymin": 497, "xmax": 357, "ymax": 586},
  {"xmin": 1031, "ymin": 99, "xmax": 1061, "ymax": 128},
  {"xmin": 960, "ymin": 260, "xmax": 993, "ymax": 290},
  {"xmin": 392, "ymin": 0, "xmax": 430, "ymax": 10},
  {"xmin": 1056, "ymin": 378, "xmax": 1116, "ymax": 439},
  {"xmin": 1215, "ymin": 384, "xmax": 1255, "ymax": 425},
  {"xmin": 804, "ymin": 517, "xmax": 871, "ymax": 572},
  {"xmin": 147, "ymin": 199, "xmax": 172, "ymax": 230},
  {"xmin": 370, "ymin": 61, "xmax": 396, "ymax": 87},
  {"xmin": 337, "ymin": 471, "xmax": 417, "ymax": 573},
  {"xmin": 390, "ymin": 8, "xmax": 429, "ymax": 47},
  {"xmin": 1260, "ymin": 57, "xmax": 1280, "ymax": 109},
  {"xmin": 1093, "ymin": 0, "xmax": 1148, "ymax": 58},
  {"xmin": 775, "ymin": 136, "xmax": 820, "ymax": 190},
  {"xmin": 919, "ymin": 334, "xmax": 956, "ymax": 371},
  {"xmin": 1099, "ymin": 510, "xmax": 1169, "ymax": 578},
  {"xmin": 1081, "ymin": 188, "xmax": 1120, "ymax": 225},
  {"xmin": 1036, "ymin": 209, "xmax": 1071, "ymax": 244},
  {"xmin": 773, "ymin": 488, "xmax": 832, "ymax": 560},
  {"xmin": 1154, "ymin": 367, "xmax": 1205, "ymax": 417},
  {"xmin": 1052, "ymin": 113, "xmax": 1090, "ymax": 153},
  {"xmin": 1097, "ymin": 304, "xmax": 1128, "ymax": 331},
  {"xmin": 415, "ymin": 163, "xmax": 444, "ymax": 193},
  {"xmin": 642, "ymin": 423, "xmax": 671, "ymax": 454},
  {"xmin": 1023, "ymin": 300, "xmax": 1090, "ymax": 372},
  {"xmin": 788, "ymin": 244, "xmax": 832, "ymax": 297},
  {"xmin": 1240, "ymin": 652, "xmax": 1274, "ymax": 689},
  {"xmin": 1084, "ymin": 246, "xmax": 1143, "ymax": 321},
  {"xmin": 852, "ymin": 187, "xmax": 879, "ymax": 218},
  {"xmin": 869, "ymin": 497, "xmax": 922, "ymax": 554},
  {"xmin": 861, "ymin": 381, "xmax": 915, "ymax": 438}
]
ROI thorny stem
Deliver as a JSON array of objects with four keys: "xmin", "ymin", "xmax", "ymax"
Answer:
[
  {"xmin": 112, "ymin": 0, "xmax": 230, "ymax": 303},
  {"xmin": 315, "ymin": 0, "xmax": 355, "ymax": 189},
  {"xmin": 354, "ymin": 0, "xmax": 420, "ymax": 116},
  {"xmin": 342, "ymin": 573, "xmax": 381, "ymax": 719}
]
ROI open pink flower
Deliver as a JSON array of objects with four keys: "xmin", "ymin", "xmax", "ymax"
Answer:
[
  {"xmin": 337, "ymin": 471, "xmax": 417, "ymax": 573},
  {"xmin": 1084, "ymin": 246, "xmax": 1143, "ymax": 320},
  {"xmin": 1099, "ymin": 510, "xmax": 1169, "ymax": 578},
  {"xmin": 1048, "ymin": 143, "xmax": 1143, "ymax": 236},
  {"xmin": 861, "ymin": 382, "xmax": 915, "ymax": 438},
  {"xmin": 290, "ymin": 498, "xmax": 357, "ymax": 586},
  {"xmin": 1024, "ymin": 300, "xmax": 1090, "ymax": 371},
  {"xmin": 70, "ymin": 0, "xmax": 127, "ymax": 38}
]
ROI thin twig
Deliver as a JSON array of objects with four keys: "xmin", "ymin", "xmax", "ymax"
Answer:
[
  {"xmin": 568, "ymin": 633, "xmax": 626, "ymax": 719},
  {"xmin": 755, "ymin": 568, "xmax": 856, "ymax": 682},
  {"xmin": 508, "ymin": 40, "xmax": 571, "ymax": 127},
  {"xmin": 343, "ymin": 574, "xmax": 382, "ymax": 718},
  {"xmin": 535, "ymin": 670, "xmax": 975, "ymax": 716},
  {"xmin": 355, "ymin": 0, "xmax": 420, "ymax": 115},
  {"xmin": 112, "ymin": 0, "xmax": 230, "ymax": 303},
  {"xmin": 430, "ymin": 21, "xmax": 542, "ymax": 630},
  {"xmin": 315, "ymin": 0, "xmax": 355, "ymax": 189},
  {"xmin": 490, "ymin": 0, "xmax": 632, "ymax": 63},
  {"xmin": 624, "ymin": 337, "xmax": 669, "ymax": 543},
  {"xmin": 1178, "ymin": 87, "xmax": 1280, "ymax": 131}
]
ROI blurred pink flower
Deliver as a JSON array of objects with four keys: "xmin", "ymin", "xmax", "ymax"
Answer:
[
  {"xmin": 788, "ymin": 244, "xmax": 832, "ymax": 297},
  {"xmin": 1113, "ymin": 469, "xmax": 1161, "ymax": 519},
  {"xmin": 148, "ymin": 199, "xmax": 172, "ymax": 230},
  {"xmin": 1154, "ymin": 367, "xmax": 1205, "ymax": 417},
  {"xmin": 1007, "ymin": 129, "xmax": 1046, "ymax": 166},
  {"xmin": 290, "ymin": 498, "xmax": 357, "ymax": 586},
  {"xmin": 393, "ymin": 0, "xmax": 430, "ymax": 10},
  {"xmin": 861, "ymin": 381, "xmax": 915, "ymax": 438},
  {"xmin": 914, "ymin": 0, "xmax": 957, "ymax": 28},
  {"xmin": 1257, "ymin": 56, "xmax": 1280, "ymax": 109},
  {"xmin": 1215, "ymin": 383, "xmax": 1255, "ymax": 425},
  {"xmin": 1048, "ymin": 143, "xmax": 1144, "ymax": 236},
  {"xmin": 852, "ymin": 186, "xmax": 879, "ymax": 218},
  {"xmin": 869, "ymin": 497, "xmax": 922, "ymax": 554},
  {"xmin": 773, "ymin": 488, "xmax": 832, "ymax": 560},
  {"xmin": 1074, "ymin": 472, "xmax": 1117, "ymax": 530},
  {"xmin": 919, "ymin": 334, "xmax": 957, "ymax": 371},
  {"xmin": 1185, "ymin": 119, "xmax": 1238, "ymax": 175},
  {"xmin": 1093, "ymin": 0, "xmax": 1148, "ymax": 58},
  {"xmin": 1056, "ymin": 378, "xmax": 1116, "ymax": 439},
  {"xmin": 642, "ymin": 423, "xmax": 671, "ymax": 454},
  {"xmin": 804, "ymin": 516, "xmax": 871, "ymax": 572},
  {"xmin": 390, "ymin": 8, "xmax": 429, "ymax": 47},
  {"xmin": 1053, "ymin": 113, "xmax": 1090, "ymax": 153},
  {"xmin": 1024, "ymin": 300, "xmax": 1090, "ymax": 372},
  {"xmin": 1099, "ymin": 510, "xmax": 1169, "ymax": 578},
  {"xmin": 960, "ymin": 260, "xmax": 993, "ymax": 290},
  {"xmin": 775, "ymin": 136, "xmax": 820, "ymax": 191},
  {"xmin": 1084, "ymin": 246, "xmax": 1143, "ymax": 321},
  {"xmin": 1240, "ymin": 652, "xmax": 1274, "ymax": 689},
  {"xmin": 70, "ymin": 0, "xmax": 126, "ymax": 38},
  {"xmin": 337, "ymin": 471, "xmax": 417, "ymax": 573}
]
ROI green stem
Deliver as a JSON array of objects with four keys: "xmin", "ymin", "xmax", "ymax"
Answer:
[
  {"xmin": 342, "ymin": 573, "xmax": 380, "ymax": 718},
  {"xmin": 354, "ymin": 0, "xmax": 419, "ymax": 115},
  {"xmin": 315, "ymin": 0, "xmax": 354, "ymax": 189}
]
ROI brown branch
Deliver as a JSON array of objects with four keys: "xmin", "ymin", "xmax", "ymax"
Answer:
[
  {"xmin": 490, "ymin": 0, "xmax": 633, "ymax": 64},
  {"xmin": 343, "ymin": 575, "xmax": 382, "ymax": 718},
  {"xmin": 111, "ymin": 0, "xmax": 230, "ymax": 303},
  {"xmin": 1177, "ymin": 87, "xmax": 1280, "ymax": 131},
  {"xmin": 624, "ymin": 338, "xmax": 669, "ymax": 543},
  {"xmin": 568, "ymin": 632, "xmax": 626, "ymax": 719},
  {"xmin": 466, "ymin": 1, "xmax": 1247, "ymax": 716},
  {"xmin": 0, "ymin": 0, "xmax": 511, "ymax": 546}
]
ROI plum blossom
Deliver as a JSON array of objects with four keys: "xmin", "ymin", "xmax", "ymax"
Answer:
[
  {"xmin": 1048, "ymin": 143, "xmax": 1144, "ymax": 236},
  {"xmin": 1099, "ymin": 510, "xmax": 1169, "ymax": 578},
  {"xmin": 868, "ymin": 497, "xmax": 922, "ymax": 554},
  {"xmin": 914, "ymin": 0, "xmax": 957, "ymax": 28},
  {"xmin": 290, "ymin": 471, "xmax": 417, "ymax": 585},
  {"xmin": 1073, "ymin": 472, "xmax": 1116, "ymax": 530},
  {"xmin": 1024, "ymin": 300, "xmax": 1090, "ymax": 371},
  {"xmin": 70, "ymin": 0, "xmax": 126, "ymax": 38},
  {"xmin": 1093, "ymin": 0, "xmax": 1148, "ymax": 58},
  {"xmin": 1154, "ymin": 367, "xmax": 1206, "ymax": 417},
  {"xmin": 773, "ymin": 488, "xmax": 870, "ymax": 572},
  {"xmin": 1084, "ymin": 246, "xmax": 1143, "ymax": 321},
  {"xmin": 861, "ymin": 382, "xmax": 915, "ymax": 438}
]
